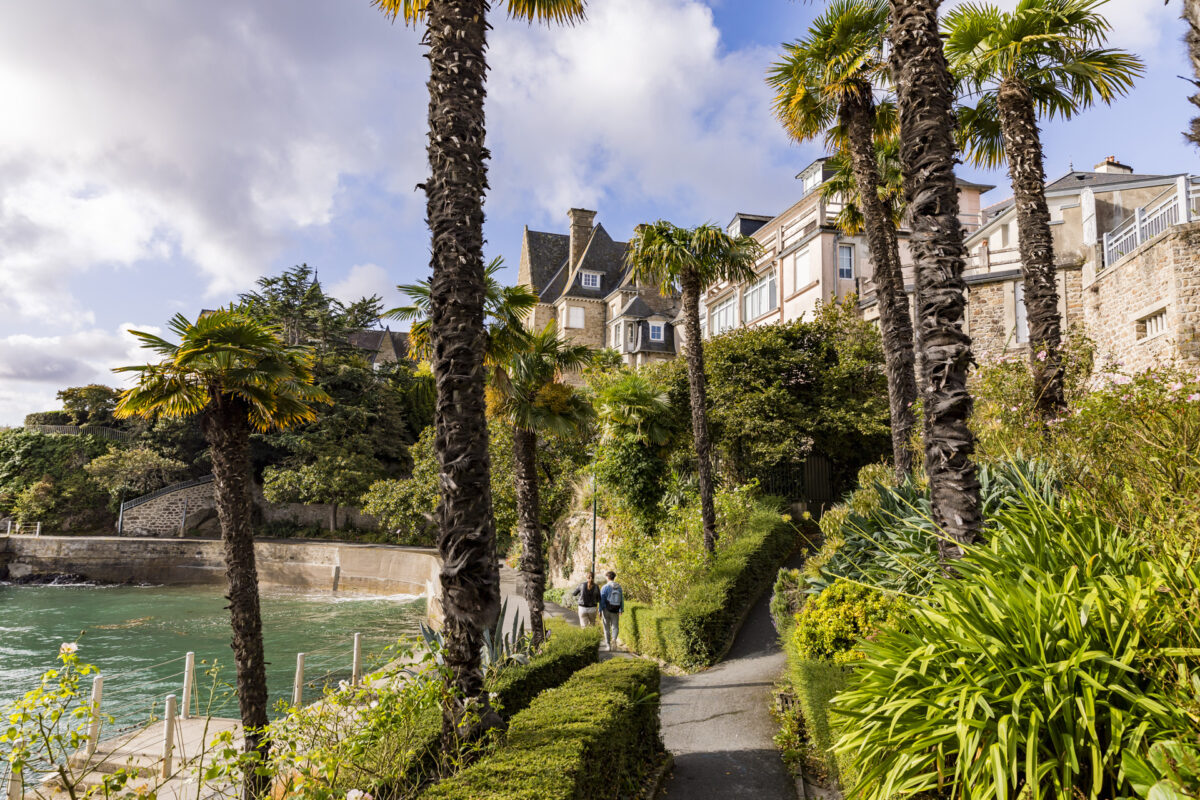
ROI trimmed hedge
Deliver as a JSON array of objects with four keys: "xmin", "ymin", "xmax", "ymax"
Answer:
[
  {"xmin": 627, "ymin": 518, "xmax": 800, "ymax": 669},
  {"xmin": 489, "ymin": 621, "xmax": 603, "ymax": 719},
  {"xmin": 783, "ymin": 645, "xmax": 856, "ymax": 788},
  {"xmin": 370, "ymin": 618, "xmax": 600, "ymax": 799},
  {"xmin": 421, "ymin": 658, "xmax": 663, "ymax": 800}
]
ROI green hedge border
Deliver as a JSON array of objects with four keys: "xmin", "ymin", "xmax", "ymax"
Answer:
[
  {"xmin": 626, "ymin": 518, "xmax": 801, "ymax": 669},
  {"xmin": 374, "ymin": 618, "xmax": 601, "ymax": 797},
  {"xmin": 782, "ymin": 643, "xmax": 856, "ymax": 788},
  {"xmin": 420, "ymin": 658, "xmax": 663, "ymax": 800}
]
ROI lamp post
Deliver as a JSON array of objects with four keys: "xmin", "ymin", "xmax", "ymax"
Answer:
[{"xmin": 591, "ymin": 452, "xmax": 597, "ymax": 577}]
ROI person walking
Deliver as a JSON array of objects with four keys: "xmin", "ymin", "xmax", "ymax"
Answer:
[
  {"xmin": 572, "ymin": 572, "xmax": 601, "ymax": 628},
  {"xmin": 600, "ymin": 570, "xmax": 624, "ymax": 651}
]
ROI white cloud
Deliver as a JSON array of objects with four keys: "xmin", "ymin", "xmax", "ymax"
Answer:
[
  {"xmin": 0, "ymin": 324, "xmax": 160, "ymax": 426},
  {"xmin": 485, "ymin": 0, "xmax": 808, "ymax": 225},
  {"xmin": 329, "ymin": 263, "xmax": 408, "ymax": 311},
  {"xmin": 0, "ymin": 2, "xmax": 427, "ymax": 327}
]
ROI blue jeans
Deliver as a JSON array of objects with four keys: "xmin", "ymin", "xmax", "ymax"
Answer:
[{"xmin": 602, "ymin": 609, "xmax": 621, "ymax": 646}]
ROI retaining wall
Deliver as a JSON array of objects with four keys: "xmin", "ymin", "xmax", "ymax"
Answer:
[{"xmin": 0, "ymin": 536, "xmax": 443, "ymax": 624}]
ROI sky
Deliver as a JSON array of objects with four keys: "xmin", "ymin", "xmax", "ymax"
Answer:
[{"xmin": 0, "ymin": 0, "xmax": 1194, "ymax": 425}]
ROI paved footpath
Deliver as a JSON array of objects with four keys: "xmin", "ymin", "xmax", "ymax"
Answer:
[{"xmin": 657, "ymin": 571, "xmax": 798, "ymax": 800}]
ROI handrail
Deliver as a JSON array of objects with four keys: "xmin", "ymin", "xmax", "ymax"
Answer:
[{"xmin": 121, "ymin": 475, "xmax": 214, "ymax": 512}]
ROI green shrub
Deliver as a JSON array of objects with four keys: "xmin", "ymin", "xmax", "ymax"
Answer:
[
  {"xmin": 783, "ymin": 650, "xmax": 855, "ymax": 788},
  {"xmin": 791, "ymin": 580, "xmax": 903, "ymax": 663},
  {"xmin": 421, "ymin": 658, "xmax": 662, "ymax": 800},
  {"xmin": 769, "ymin": 567, "xmax": 806, "ymax": 632},
  {"xmin": 624, "ymin": 601, "xmax": 687, "ymax": 665},
  {"xmin": 488, "ymin": 622, "xmax": 602, "ymax": 719},
  {"xmin": 833, "ymin": 490, "xmax": 1196, "ymax": 799}
]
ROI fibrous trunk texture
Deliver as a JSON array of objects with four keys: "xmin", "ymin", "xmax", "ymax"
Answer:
[
  {"xmin": 842, "ymin": 90, "xmax": 920, "ymax": 479},
  {"xmin": 1186, "ymin": 0, "xmax": 1200, "ymax": 146},
  {"xmin": 423, "ymin": 0, "xmax": 504, "ymax": 749},
  {"xmin": 888, "ymin": 0, "xmax": 982, "ymax": 558},
  {"xmin": 680, "ymin": 272, "xmax": 718, "ymax": 554},
  {"xmin": 513, "ymin": 427, "xmax": 546, "ymax": 645},
  {"xmin": 204, "ymin": 397, "xmax": 270, "ymax": 800},
  {"xmin": 997, "ymin": 78, "xmax": 1065, "ymax": 417}
]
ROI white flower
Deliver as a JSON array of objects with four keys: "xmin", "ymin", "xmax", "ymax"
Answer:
[
  {"xmin": 1189, "ymin": 393, "xmax": 1200, "ymax": 403},
  {"xmin": 347, "ymin": 790, "xmax": 371, "ymax": 800},
  {"xmin": 1036, "ymin": 350, "xmax": 1047, "ymax": 362},
  {"xmin": 59, "ymin": 643, "xmax": 78, "ymax": 655}
]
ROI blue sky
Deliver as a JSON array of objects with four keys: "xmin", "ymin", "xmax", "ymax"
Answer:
[{"xmin": 0, "ymin": 0, "xmax": 1194, "ymax": 424}]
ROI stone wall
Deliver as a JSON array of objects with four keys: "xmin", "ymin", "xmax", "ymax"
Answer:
[
  {"xmin": 0, "ymin": 535, "xmax": 444, "ymax": 625},
  {"xmin": 120, "ymin": 480, "xmax": 378, "ymax": 538},
  {"xmin": 556, "ymin": 298, "xmax": 607, "ymax": 350},
  {"xmin": 967, "ymin": 267, "xmax": 1084, "ymax": 365},
  {"xmin": 1084, "ymin": 221, "xmax": 1200, "ymax": 372}
]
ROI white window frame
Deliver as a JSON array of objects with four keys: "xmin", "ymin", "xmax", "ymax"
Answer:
[
  {"xmin": 711, "ymin": 296, "xmax": 737, "ymax": 336},
  {"xmin": 743, "ymin": 270, "xmax": 778, "ymax": 322},
  {"xmin": 838, "ymin": 244, "xmax": 855, "ymax": 281},
  {"xmin": 649, "ymin": 323, "xmax": 664, "ymax": 342},
  {"xmin": 1014, "ymin": 282, "xmax": 1029, "ymax": 344},
  {"xmin": 580, "ymin": 271, "xmax": 601, "ymax": 289},
  {"xmin": 567, "ymin": 306, "xmax": 585, "ymax": 329},
  {"xmin": 792, "ymin": 247, "xmax": 809, "ymax": 291}
]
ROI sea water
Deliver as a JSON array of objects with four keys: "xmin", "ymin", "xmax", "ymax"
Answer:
[{"xmin": 0, "ymin": 581, "xmax": 425, "ymax": 725}]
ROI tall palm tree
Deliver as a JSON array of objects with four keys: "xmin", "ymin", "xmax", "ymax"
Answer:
[
  {"xmin": 947, "ymin": 0, "xmax": 1143, "ymax": 417},
  {"xmin": 768, "ymin": 0, "xmax": 920, "ymax": 479},
  {"xmin": 1176, "ymin": 0, "xmax": 1200, "ymax": 146},
  {"xmin": 388, "ymin": 256, "xmax": 539, "ymax": 365},
  {"xmin": 114, "ymin": 310, "xmax": 330, "ymax": 800},
  {"xmin": 595, "ymin": 372, "xmax": 672, "ymax": 448},
  {"xmin": 626, "ymin": 222, "xmax": 762, "ymax": 553},
  {"xmin": 489, "ymin": 325, "xmax": 593, "ymax": 645},
  {"xmin": 886, "ymin": 0, "xmax": 984, "ymax": 559}
]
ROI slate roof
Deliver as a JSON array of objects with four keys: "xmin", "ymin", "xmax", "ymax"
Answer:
[
  {"xmin": 348, "ymin": 329, "xmax": 410, "ymax": 364},
  {"xmin": 727, "ymin": 213, "xmax": 773, "ymax": 238},
  {"xmin": 628, "ymin": 318, "xmax": 677, "ymax": 354},
  {"xmin": 981, "ymin": 170, "xmax": 1178, "ymax": 221},
  {"xmin": 524, "ymin": 230, "xmax": 571, "ymax": 295}
]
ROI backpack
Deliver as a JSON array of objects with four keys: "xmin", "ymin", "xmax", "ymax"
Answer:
[{"xmin": 606, "ymin": 583, "xmax": 624, "ymax": 612}]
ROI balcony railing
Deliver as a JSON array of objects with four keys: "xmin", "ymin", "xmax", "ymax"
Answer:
[{"xmin": 1102, "ymin": 177, "xmax": 1198, "ymax": 269}]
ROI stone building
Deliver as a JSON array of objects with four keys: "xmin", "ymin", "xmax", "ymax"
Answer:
[
  {"xmin": 517, "ymin": 208, "xmax": 681, "ymax": 367},
  {"xmin": 348, "ymin": 328, "xmax": 410, "ymax": 366},
  {"xmin": 956, "ymin": 158, "xmax": 1198, "ymax": 369}
]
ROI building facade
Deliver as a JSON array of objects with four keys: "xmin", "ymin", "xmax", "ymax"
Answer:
[{"xmin": 517, "ymin": 208, "xmax": 681, "ymax": 367}]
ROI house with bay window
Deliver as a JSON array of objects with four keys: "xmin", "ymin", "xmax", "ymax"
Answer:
[
  {"xmin": 516, "ymin": 208, "xmax": 681, "ymax": 368},
  {"xmin": 702, "ymin": 158, "xmax": 992, "ymax": 339}
]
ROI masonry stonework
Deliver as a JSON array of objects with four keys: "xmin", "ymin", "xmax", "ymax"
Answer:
[{"xmin": 1084, "ymin": 222, "xmax": 1200, "ymax": 372}]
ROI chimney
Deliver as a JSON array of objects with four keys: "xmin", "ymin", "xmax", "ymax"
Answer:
[
  {"xmin": 568, "ymin": 208, "xmax": 597, "ymax": 269},
  {"xmin": 1093, "ymin": 156, "xmax": 1133, "ymax": 175}
]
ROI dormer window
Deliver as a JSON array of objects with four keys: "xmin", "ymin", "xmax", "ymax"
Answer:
[
  {"xmin": 580, "ymin": 271, "xmax": 601, "ymax": 289},
  {"xmin": 649, "ymin": 323, "xmax": 665, "ymax": 342}
]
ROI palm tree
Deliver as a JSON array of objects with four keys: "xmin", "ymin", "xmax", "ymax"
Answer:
[
  {"xmin": 595, "ymin": 372, "xmax": 672, "ymax": 448},
  {"xmin": 886, "ymin": 0, "xmax": 984, "ymax": 559},
  {"xmin": 388, "ymin": 256, "xmax": 539, "ymax": 365},
  {"xmin": 489, "ymin": 325, "xmax": 593, "ymax": 645},
  {"xmin": 114, "ymin": 310, "xmax": 330, "ymax": 800},
  {"xmin": 626, "ymin": 222, "xmax": 762, "ymax": 553},
  {"xmin": 373, "ymin": 0, "xmax": 585, "ymax": 746},
  {"xmin": 1177, "ymin": 0, "xmax": 1200, "ymax": 146},
  {"xmin": 768, "ymin": 0, "xmax": 920, "ymax": 479},
  {"xmin": 947, "ymin": 0, "xmax": 1143, "ymax": 417}
]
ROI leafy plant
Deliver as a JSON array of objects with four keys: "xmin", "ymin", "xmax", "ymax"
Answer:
[
  {"xmin": 833, "ymin": 488, "xmax": 1195, "ymax": 800},
  {"xmin": 791, "ymin": 580, "xmax": 904, "ymax": 663}
]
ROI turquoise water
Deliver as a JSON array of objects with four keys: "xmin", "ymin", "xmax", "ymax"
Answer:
[{"xmin": 0, "ymin": 582, "xmax": 425, "ymax": 726}]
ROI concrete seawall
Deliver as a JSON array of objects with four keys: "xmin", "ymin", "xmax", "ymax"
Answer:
[{"xmin": 0, "ymin": 535, "xmax": 443, "ymax": 624}]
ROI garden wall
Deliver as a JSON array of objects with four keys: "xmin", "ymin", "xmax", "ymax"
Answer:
[{"xmin": 0, "ymin": 535, "xmax": 443, "ymax": 623}]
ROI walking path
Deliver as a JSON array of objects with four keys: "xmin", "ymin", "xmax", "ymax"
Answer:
[
  {"xmin": 657, "ymin": 571, "xmax": 797, "ymax": 800},
  {"xmin": 543, "ymin": 563, "xmax": 800, "ymax": 800}
]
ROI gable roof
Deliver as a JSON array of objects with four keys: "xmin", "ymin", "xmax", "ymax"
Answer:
[
  {"xmin": 524, "ymin": 230, "xmax": 571, "ymax": 296},
  {"xmin": 982, "ymin": 169, "xmax": 1179, "ymax": 221},
  {"xmin": 348, "ymin": 329, "xmax": 410, "ymax": 364},
  {"xmin": 562, "ymin": 224, "xmax": 629, "ymax": 299}
]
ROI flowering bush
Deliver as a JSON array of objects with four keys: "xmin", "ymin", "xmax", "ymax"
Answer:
[{"xmin": 791, "ymin": 580, "xmax": 904, "ymax": 663}]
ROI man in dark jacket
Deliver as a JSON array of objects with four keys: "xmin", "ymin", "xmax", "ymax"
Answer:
[{"xmin": 571, "ymin": 572, "xmax": 601, "ymax": 628}]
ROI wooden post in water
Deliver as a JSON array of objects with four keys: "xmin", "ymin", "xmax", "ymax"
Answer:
[
  {"xmin": 6, "ymin": 738, "xmax": 22, "ymax": 800},
  {"xmin": 181, "ymin": 653, "xmax": 195, "ymax": 720},
  {"xmin": 351, "ymin": 634, "xmax": 362, "ymax": 686},
  {"xmin": 160, "ymin": 695, "xmax": 177, "ymax": 780},
  {"xmin": 85, "ymin": 675, "xmax": 104, "ymax": 757},
  {"xmin": 292, "ymin": 653, "xmax": 306, "ymax": 707}
]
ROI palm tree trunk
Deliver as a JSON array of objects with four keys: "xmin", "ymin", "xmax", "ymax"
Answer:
[
  {"xmin": 1185, "ymin": 0, "xmax": 1200, "ymax": 147},
  {"xmin": 423, "ymin": 0, "xmax": 504, "ymax": 749},
  {"xmin": 679, "ymin": 271, "xmax": 718, "ymax": 554},
  {"xmin": 513, "ymin": 427, "xmax": 546, "ymax": 645},
  {"xmin": 997, "ymin": 78, "xmax": 1064, "ymax": 417},
  {"xmin": 888, "ymin": 0, "xmax": 982, "ymax": 557},
  {"xmin": 204, "ymin": 397, "xmax": 270, "ymax": 800},
  {"xmin": 841, "ymin": 90, "xmax": 920, "ymax": 480}
]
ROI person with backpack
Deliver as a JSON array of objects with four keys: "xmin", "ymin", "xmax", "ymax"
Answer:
[
  {"xmin": 599, "ymin": 570, "xmax": 624, "ymax": 650},
  {"xmin": 571, "ymin": 572, "xmax": 601, "ymax": 628}
]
